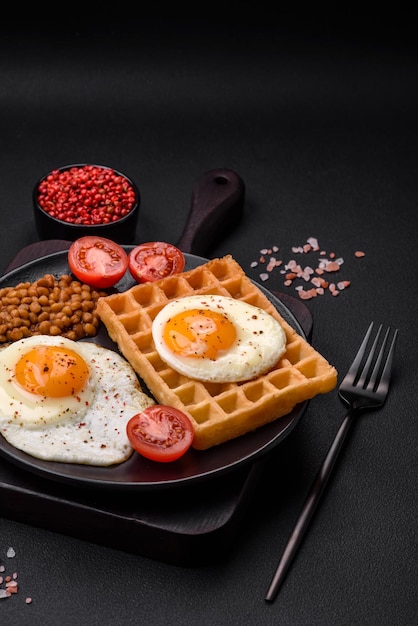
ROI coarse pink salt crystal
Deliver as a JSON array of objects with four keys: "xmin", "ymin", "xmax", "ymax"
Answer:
[
  {"xmin": 355, "ymin": 250, "xmax": 365, "ymax": 257},
  {"xmin": 298, "ymin": 288, "xmax": 318, "ymax": 300},
  {"xmin": 6, "ymin": 580, "xmax": 18, "ymax": 593},
  {"xmin": 311, "ymin": 276, "xmax": 324, "ymax": 288},
  {"xmin": 325, "ymin": 261, "xmax": 341, "ymax": 272},
  {"xmin": 266, "ymin": 257, "xmax": 277, "ymax": 271},
  {"xmin": 307, "ymin": 237, "xmax": 319, "ymax": 250},
  {"xmin": 26, "ymin": 597, "xmax": 32, "ymax": 604},
  {"xmin": 259, "ymin": 273, "xmax": 269, "ymax": 281},
  {"xmin": 337, "ymin": 280, "xmax": 351, "ymax": 289}
]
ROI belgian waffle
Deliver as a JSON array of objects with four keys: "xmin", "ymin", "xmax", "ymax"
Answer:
[{"xmin": 96, "ymin": 255, "xmax": 337, "ymax": 450}]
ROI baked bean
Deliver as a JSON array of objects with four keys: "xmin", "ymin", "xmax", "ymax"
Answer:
[
  {"xmin": 38, "ymin": 294, "xmax": 49, "ymax": 306},
  {"xmin": 9, "ymin": 328, "xmax": 24, "ymax": 342},
  {"xmin": 30, "ymin": 301, "xmax": 41, "ymax": 313},
  {"xmin": 38, "ymin": 311, "xmax": 50, "ymax": 323},
  {"xmin": 82, "ymin": 311, "xmax": 93, "ymax": 323},
  {"xmin": 17, "ymin": 306, "xmax": 29, "ymax": 318},
  {"xmin": 84, "ymin": 323, "xmax": 96, "ymax": 336},
  {"xmin": 38, "ymin": 320, "xmax": 51, "ymax": 334},
  {"xmin": 0, "ymin": 274, "xmax": 106, "ymax": 343}
]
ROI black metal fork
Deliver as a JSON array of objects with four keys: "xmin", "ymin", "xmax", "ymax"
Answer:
[{"xmin": 265, "ymin": 322, "xmax": 399, "ymax": 602}]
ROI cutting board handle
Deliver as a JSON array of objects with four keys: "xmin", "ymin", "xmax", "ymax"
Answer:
[{"xmin": 176, "ymin": 168, "xmax": 245, "ymax": 256}]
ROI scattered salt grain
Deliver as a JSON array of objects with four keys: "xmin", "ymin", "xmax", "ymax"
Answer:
[
  {"xmin": 266, "ymin": 257, "xmax": 278, "ymax": 272},
  {"xmin": 307, "ymin": 237, "xmax": 319, "ymax": 250},
  {"xmin": 250, "ymin": 237, "xmax": 365, "ymax": 300},
  {"xmin": 0, "ymin": 546, "xmax": 31, "ymax": 605},
  {"xmin": 324, "ymin": 261, "xmax": 341, "ymax": 272}
]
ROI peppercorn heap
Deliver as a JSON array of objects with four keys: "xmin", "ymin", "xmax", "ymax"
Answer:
[{"xmin": 36, "ymin": 165, "xmax": 137, "ymax": 225}]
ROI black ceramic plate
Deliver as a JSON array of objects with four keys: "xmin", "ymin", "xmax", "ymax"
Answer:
[{"xmin": 0, "ymin": 251, "xmax": 308, "ymax": 491}]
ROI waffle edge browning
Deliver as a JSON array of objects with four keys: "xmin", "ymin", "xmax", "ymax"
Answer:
[{"xmin": 96, "ymin": 255, "xmax": 337, "ymax": 450}]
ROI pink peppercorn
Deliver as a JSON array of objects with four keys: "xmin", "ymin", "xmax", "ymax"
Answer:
[{"xmin": 37, "ymin": 165, "xmax": 137, "ymax": 225}]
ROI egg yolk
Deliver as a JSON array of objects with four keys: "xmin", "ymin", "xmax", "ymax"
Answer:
[
  {"xmin": 14, "ymin": 345, "xmax": 90, "ymax": 398},
  {"xmin": 162, "ymin": 308, "xmax": 237, "ymax": 360}
]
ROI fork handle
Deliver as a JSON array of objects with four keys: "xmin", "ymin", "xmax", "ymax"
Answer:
[{"xmin": 265, "ymin": 408, "xmax": 356, "ymax": 602}]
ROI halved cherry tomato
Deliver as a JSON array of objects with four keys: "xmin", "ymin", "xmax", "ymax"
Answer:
[
  {"xmin": 68, "ymin": 236, "xmax": 129, "ymax": 288},
  {"xmin": 128, "ymin": 241, "xmax": 185, "ymax": 283},
  {"xmin": 126, "ymin": 405, "xmax": 194, "ymax": 463}
]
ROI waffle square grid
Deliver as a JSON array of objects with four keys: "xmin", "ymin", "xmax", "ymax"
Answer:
[{"xmin": 96, "ymin": 256, "xmax": 337, "ymax": 449}]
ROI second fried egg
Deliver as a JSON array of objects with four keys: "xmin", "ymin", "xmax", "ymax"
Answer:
[
  {"xmin": 0, "ymin": 335, "xmax": 154, "ymax": 466},
  {"xmin": 152, "ymin": 294, "xmax": 287, "ymax": 383}
]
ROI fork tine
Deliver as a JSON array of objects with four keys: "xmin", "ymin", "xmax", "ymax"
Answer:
[
  {"xmin": 345, "ymin": 322, "xmax": 374, "ymax": 383},
  {"xmin": 366, "ymin": 326, "xmax": 388, "ymax": 389},
  {"xmin": 373, "ymin": 328, "xmax": 399, "ymax": 395},
  {"xmin": 357, "ymin": 324, "xmax": 382, "ymax": 388}
]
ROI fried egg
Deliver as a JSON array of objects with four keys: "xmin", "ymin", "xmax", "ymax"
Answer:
[
  {"xmin": 0, "ymin": 335, "xmax": 153, "ymax": 466},
  {"xmin": 152, "ymin": 294, "xmax": 287, "ymax": 383}
]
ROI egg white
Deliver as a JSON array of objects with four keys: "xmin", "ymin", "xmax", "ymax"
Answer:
[
  {"xmin": 0, "ymin": 336, "xmax": 154, "ymax": 466},
  {"xmin": 0, "ymin": 335, "xmax": 96, "ymax": 427},
  {"xmin": 152, "ymin": 294, "xmax": 287, "ymax": 383}
]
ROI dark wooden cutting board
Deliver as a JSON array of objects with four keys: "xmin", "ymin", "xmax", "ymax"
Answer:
[{"xmin": 0, "ymin": 170, "xmax": 313, "ymax": 565}]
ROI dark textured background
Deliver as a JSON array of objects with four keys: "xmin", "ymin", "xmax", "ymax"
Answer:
[{"xmin": 1, "ymin": 17, "xmax": 417, "ymax": 625}]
